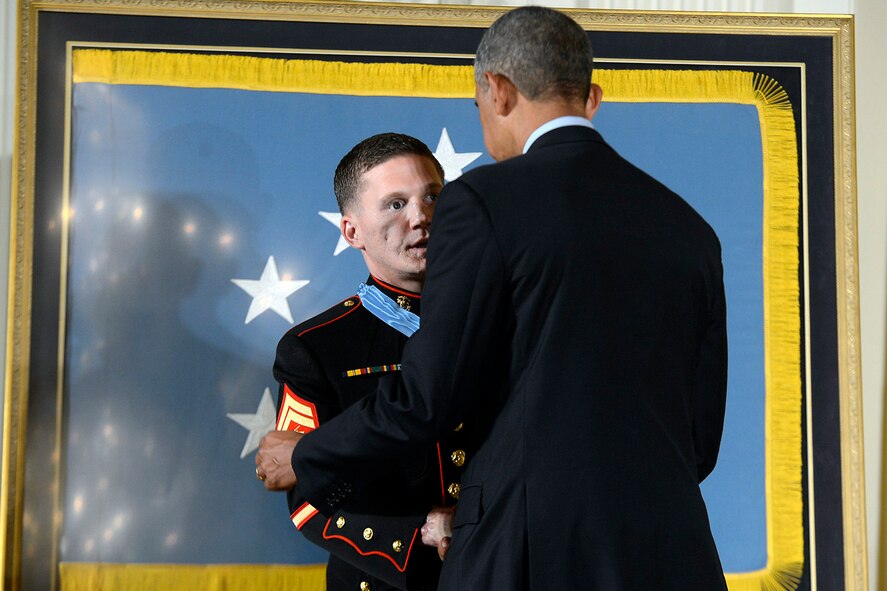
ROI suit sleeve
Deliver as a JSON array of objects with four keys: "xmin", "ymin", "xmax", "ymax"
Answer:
[
  {"xmin": 691, "ymin": 241, "xmax": 728, "ymax": 483},
  {"xmin": 293, "ymin": 180, "xmax": 509, "ymax": 515},
  {"xmin": 274, "ymin": 333, "xmax": 436, "ymax": 589}
]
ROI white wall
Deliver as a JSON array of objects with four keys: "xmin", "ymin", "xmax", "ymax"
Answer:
[
  {"xmin": 855, "ymin": 1, "xmax": 887, "ymax": 589},
  {"xmin": 0, "ymin": 0, "xmax": 882, "ymax": 588}
]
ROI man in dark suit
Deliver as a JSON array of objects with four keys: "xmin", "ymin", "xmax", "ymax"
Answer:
[
  {"xmin": 259, "ymin": 8, "xmax": 728, "ymax": 589},
  {"xmin": 261, "ymin": 133, "xmax": 466, "ymax": 590}
]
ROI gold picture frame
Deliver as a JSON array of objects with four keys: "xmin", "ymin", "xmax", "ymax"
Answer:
[{"xmin": 4, "ymin": 1, "xmax": 860, "ymax": 589}]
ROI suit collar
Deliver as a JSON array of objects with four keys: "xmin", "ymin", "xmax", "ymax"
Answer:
[
  {"xmin": 526, "ymin": 125, "xmax": 605, "ymax": 153},
  {"xmin": 523, "ymin": 116, "xmax": 595, "ymax": 153}
]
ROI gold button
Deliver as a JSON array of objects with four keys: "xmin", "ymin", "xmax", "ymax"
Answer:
[
  {"xmin": 450, "ymin": 450, "xmax": 466, "ymax": 466},
  {"xmin": 343, "ymin": 299, "xmax": 355, "ymax": 307},
  {"xmin": 396, "ymin": 295, "xmax": 411, "ymax": 311},
  {"xmin": 336, "ymin": 516, "xmax": 345, "ymax": 528},
  {"xmin": 363, "ymin": 527, "xmax": 374, "ymax": 540},
  {"xmin": 453, "ymin": 422, "xmax": 464, "ymax": 432},
  {"xmin": 360, "ymin": 582, "xmax": 371, "ymax": 591},
  {"xmin": 447, "ymin": 483, "xmax": 461, "ymax": 499},
  {"xmin": 392, "ymin": 539, "xmax": 404, "ymax": 553}
]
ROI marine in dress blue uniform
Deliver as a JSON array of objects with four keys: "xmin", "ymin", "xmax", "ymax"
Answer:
[
  {"xmin": 263, "ymin": 133, "xmax": 464, "ymax": 591},
  {"xmin": 274, "ymin": 275, "xmax": 467, "ymax": 591}
]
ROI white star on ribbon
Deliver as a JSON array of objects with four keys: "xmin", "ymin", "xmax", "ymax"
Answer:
[
  {"xmin": 433, "ymin": 127, "xmax": 482, "ymax": 182},
  {"xmin": 318, "ymin": 211, "xmax": 350, "ymax": 256},
  {"xmin": 231, "ymin": 256, "xmax": 309, "ymax": 324},
  {"xmin": 227, "ymin": 387, "xmax": 276, "ymax": 459}
]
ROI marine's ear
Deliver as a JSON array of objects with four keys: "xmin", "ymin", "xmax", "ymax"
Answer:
[{"xmin": 341, "ymin": 214, "xmax": 364, "ymax": 250}]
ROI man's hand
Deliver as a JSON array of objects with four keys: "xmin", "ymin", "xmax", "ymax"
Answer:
[
  {"xmin": 256, "ymin": 430, "xmax": 304, "ymax": 491},
  {"xmin": 421, "ymin": 506, "xmax": 454, "ymax": 560}
]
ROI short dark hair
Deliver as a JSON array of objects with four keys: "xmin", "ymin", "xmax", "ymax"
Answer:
[
  {"xmin": 474, "ymin": 7, "xmax": 593, "ymax": 103},
  {"xmin": 333, "ymin": 133, "xmax": 444, "ymax": 213}
]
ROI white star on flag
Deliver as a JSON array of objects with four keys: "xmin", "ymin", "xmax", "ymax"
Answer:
[
  {"xmin": 318, "ymin": 211, "xmax": 350, "ymax": 256},
  {"xmin": 231, "ymin": 256, "xmax": 309, "ymax": 324},
  {"xmin": 227, "ymin": 387, "xmax": 277, "ymax": 459},
  {"xmin": 433, "ymin": 127, "xmax": 482, "ymax": 181}
]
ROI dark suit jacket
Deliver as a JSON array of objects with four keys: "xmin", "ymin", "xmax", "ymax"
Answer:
[
  {"xmin": 275, "ymin": 276, "xmax": 465, "ymax": 591},
  {"xmin": 294, "ymin": 126, "xmax": 729, "ymax": 590}
]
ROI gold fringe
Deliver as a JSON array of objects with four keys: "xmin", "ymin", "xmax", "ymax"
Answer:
[
  {"xmin": 59, "ymin": 563, "xmax": 326, "ymax": 591},
  {"xmin": 595, "ymin": 68, "xmax": 760, "ymax": 104},
  {"xmin": 754, "ymin": 67, "xmax": 805, "ymax": 591},
  {"xmin": 72, "ymin": 50, "xmax": 474, "ymax": 98},
  {"xmin": 69, "ymin": 50, "xmax": 804, "ymax": 591}
]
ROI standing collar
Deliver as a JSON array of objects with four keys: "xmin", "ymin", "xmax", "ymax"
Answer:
[
  {"xmin": 522, "ymin": 116, "xmax": 596, "ymax": 154},
  {"xmin": 367, "ymin": 275, "xmax": 421, "ymax": 315}
]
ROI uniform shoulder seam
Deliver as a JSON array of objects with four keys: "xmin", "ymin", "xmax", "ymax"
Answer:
[{"xmin": 297, "ymin": 297, "xmax": 363, "ymax": 338}]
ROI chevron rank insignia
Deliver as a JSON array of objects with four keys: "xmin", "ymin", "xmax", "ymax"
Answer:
[{"xmin": 276, "ymin": 384, "xmax": 319, "ymax": 433}]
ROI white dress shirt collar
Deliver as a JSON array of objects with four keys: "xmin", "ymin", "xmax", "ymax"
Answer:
[{"xmin": 522, "ymin": 116, "xmax": 595, "ymax": 154}]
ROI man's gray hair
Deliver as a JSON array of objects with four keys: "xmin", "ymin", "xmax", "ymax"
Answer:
[{"xmin": 474, "ymin": 6, "xmax": 593, "ymax": 102}]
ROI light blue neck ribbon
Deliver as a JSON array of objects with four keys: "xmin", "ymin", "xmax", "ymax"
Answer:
[{"xmin": 357, "ymin": 283, "xmax": 420, "ymax": 337}]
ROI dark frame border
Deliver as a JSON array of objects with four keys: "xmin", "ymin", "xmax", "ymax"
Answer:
[{"xmin": 5, "ymin": 2, "xmax": 860, "ymax": 590}]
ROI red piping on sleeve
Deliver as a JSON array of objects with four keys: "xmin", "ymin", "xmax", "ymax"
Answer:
[
  {"xmin": 321, "ymin": 517, "xmax": 420, "ymax": 572},
  {"xmin": 436, "ymin": 443, "xmax": 446, "ymax": 506}
]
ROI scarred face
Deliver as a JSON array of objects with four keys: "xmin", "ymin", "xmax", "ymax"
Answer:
[{"xmin": 342, "ymin": 154, "xmax": 443, "ymax": 292}]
